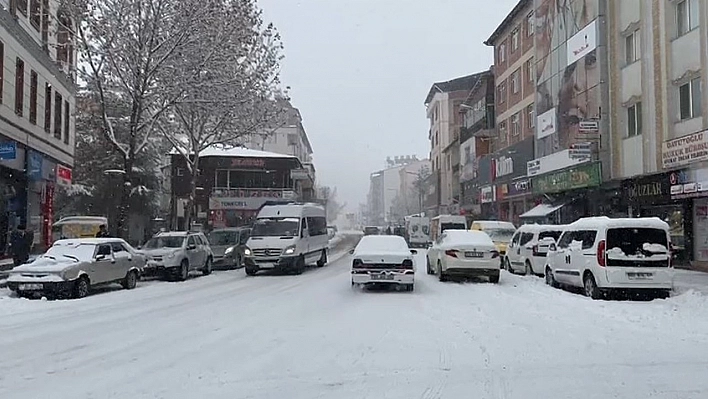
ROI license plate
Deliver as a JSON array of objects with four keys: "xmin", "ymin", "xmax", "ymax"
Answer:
[
  {"xmin": 465, "ymin": 251, "xmax": 484, "ymax": 258},
  {"xmin": 18, "ymin": 283, "xmax": 43, "ymax": 291},
  {"xmin": 627, "ymin": 272, "xmax": 654, "ymax": 280},
  {"xmin": 371, "ymin": 273, "xmax": 394, "ymax": 281},
  {"xmin": 258, "ymin": 263, "xmax": 275, "ymax": 269}
]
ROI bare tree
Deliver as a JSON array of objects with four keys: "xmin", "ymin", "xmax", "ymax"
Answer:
[
  {"xmin": 62, "ymin": 0, "xmax": 222, "ymax": 238},
  {"xmin": 161, "ymin": 0, "xmax": 287, "ymax": 227}
]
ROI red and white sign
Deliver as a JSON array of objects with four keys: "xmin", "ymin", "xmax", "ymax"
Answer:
[
  {"xmin": 56, "ymin": 165, "xmax": 73, "ymax": 186},
  {"xmin": 43, "ymin": 184, "xmax": 55, "ymax": 248}
]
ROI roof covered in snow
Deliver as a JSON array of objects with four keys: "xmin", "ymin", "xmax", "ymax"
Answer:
[
  {"xmin": 170, "ymin": 145, "xmax": 298, "ymax": 160},
  {"xmin": 568, "ymin": 217, "xmax": 670, "ymax": 230},
  {"xmin": 517, "ymin": 223, "xmax": 567, "ymax": 232}
]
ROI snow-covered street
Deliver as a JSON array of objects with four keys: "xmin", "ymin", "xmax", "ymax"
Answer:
[{"xmin": 1, "ymin": 235, "xmax": 708, "ymax": 398}]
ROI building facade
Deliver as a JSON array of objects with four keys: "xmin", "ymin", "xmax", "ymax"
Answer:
[
  {"xmin": 0, "ymin": 0, "xmax": 76, "ymax": 255},
  {"xmin": 609, "ymin": 0, "xmax": 708, "ymax": 267},
  {"xmin": 170, "ymin": 147, "xmax": 310, "ymax": 230},
  {"xmin": 483, "ymin": 0, "xmax": 538, "ymax": 223},
  {"xmin": 425, "ymin": 74, "xmax": 482, "ymax": 216}
]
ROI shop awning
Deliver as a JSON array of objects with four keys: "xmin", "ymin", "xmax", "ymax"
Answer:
[{"xmin": 520, "ymin": 203, "xmax": 564, "ymax": 218}]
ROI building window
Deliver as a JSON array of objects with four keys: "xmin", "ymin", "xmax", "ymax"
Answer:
[
  {"xmin": 527, "ymin": 104, "xmax": 535, "ymax": 128},
  {"xmin": 677, "ymin": 0, "xmax": 699, "ymax": 37},
  {"xmin": 29, "ymin": 71, "xmax": 37, "ymax": 124},
  {"xmin": 526, "ymin": 58, "xmax": 534, "ymax": 85},
  {"xmin": 15, "ymin": 58, "xmax": 24, "ymax": 117},
  {"xmin": 499, "ymin": 43, "xmax": 506, "ymax": 62},
  {"xmin": 44, "ymin": 83, "xmax": 52, "ymax": 133},
  {"xmin": 527, "ymin": 12, "xmax": 534, "ymax": 36},
  {"xmin": 498, "ymin": 81, "xmax": 506, "ymax": 103},
  {"xmin": 17, "ymin": 0, "xmax": 28, "ymax": 16},
  {"xmin": 511, "ymin": 29, "xmax": 519, "ymax": 52},
  {"xmin": 679, "ymin": 77, "xmax": 702, "ymax": 120},
  {"xmin": 625, "ymin": 30, "xmax": 641, "ymax": 64},
  {"xmin": 64, "ymin": 100, "xmax": 70, "ymax": 144},
  {"xmin": 41, "ymin": 0, "xmax": 49, "ymax": 45},
  {"xmin": 627, "ymin": 102, "xmax": 642, "ymax": 137},
  {"xmin": 511, "ymin": 113, "xmax": 520, "ymax": 136},
  {"xmin": 54, "ymin": 92, "xmax": 63, "ymax": 139},
  {"xmin": 30, "ymin": 0, "xmax": 41, "ymax": 30},
  {"xmin": 499, "ymin": 121, "xmax": 507, "ymax": 142},
  {"xmin": 0, "ymin": 41, "xmax": 4, "ymax": 104},
  {"xmin": 57, "ymin": 12, "xmax": 73, "ymax": 67},
  {"xmin": 511, "ymin": 69, "xmax": 520, "ymax": 94}
]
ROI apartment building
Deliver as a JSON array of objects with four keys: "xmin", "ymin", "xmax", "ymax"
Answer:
[
  {"xmin": 482, "ymin": 0, "xmax": 537, "ymax": 222},
  {"xmin": 609, "ymin": 0, "xmax": 708, "ymax": 267},
  {"xmin": 0, "ymin": 0, "xmax": 76, "ymax": 254},
  {"xmin": 424, "ymin": 73, "xmax": 482, "ymax": 216}
]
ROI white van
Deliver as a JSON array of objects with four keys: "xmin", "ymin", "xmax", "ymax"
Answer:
[
  {"xmin": 405, "ymin": 215, "xmax": 430, "ymax": 248},
  {"xmin": 545, "ymin": 217, "xmax": 674, "ymax": 300},
  {"xmin": 244, "ymin": 203, "xmax": 329, "ymax": 275},
  {"xmin": 505, "ymin": 224, "xmax": 565, "ymax": 275},
  {"xmin": 430, "ymin": 215, "xmax": 467, "ymax": 242}
]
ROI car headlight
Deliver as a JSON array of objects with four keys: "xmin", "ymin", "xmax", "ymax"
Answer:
[
  {"xmin": 244, "ymin": 248, "xmax": 252, "ymax": 256},
  {"xmin": 225, "ymin": 247, "xmax": 234, "ymax": 255},
  {"xmin": 167, "ymin": 252, "xmax": 176, "ymax": 259},
  {"xmin": 284, "ymin": 245, "xmax": 296, "ymax": 255}
]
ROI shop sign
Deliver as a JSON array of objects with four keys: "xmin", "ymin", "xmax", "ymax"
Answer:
[
  {"xmin": 230, "ymin": 158, "xmax": 266, "ymax": 168},
  {"xmin": 27, "ymin": 150, "xmax": 43, "ymax": 181},
  {"xmin": 290, "ymin": 169, "xmax": 310, "ymax": 180},
  {"xmin": 493, "ymin": 156, "xmax": 513, "ymax": 179},
  {"xmin": 532, "ymin": 162, "xmax": 601, "ymax": 194},
  {"xmin": 209, "ymin": 196, "xmax": 271, "ymax": 210},
  {"xmin": 536, "ymin": 108, "xmax": 556, "ymax": 139},
  {"xmin": 211, "ymin": 189, "xmax": 286, "ymax": 199},
  {"xmin": 0, "ymin": 141, "xmax": 16, "ymax": 160},
  {"xmin": 480, "ymin": 185, "xmax": 495, "ymax": 204},
  {"xmin": 662, "ymin": 130, "xmax": 708, "ymax": 169},
  {"xmin": 527, "ymin": 149, "xmax": 589, "ymax": 177},
  {"xmin": 567, "ymin": 20, "xmax": 597, "ymax": 66},
  {"xmin": 507, "ymin": 178, "xmax": 531, "ymax": 197},
  {"xmin": 56, "ymin": 165, "xmax": 73, "ymax": 186},
  {"xmin": 43, "ymin": 184, "xmax": 55, "ymax": 248}
]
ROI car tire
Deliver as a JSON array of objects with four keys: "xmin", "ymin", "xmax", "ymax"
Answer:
[
  {"xmin": 437, "ymin": 261, "xmax": 447, "ymax": 282},
  {"xmin": 74, "ymin": 276, "xmax": 90, "ymax": 299},
  {"xmin": 245, "ymin": 267, "xmax": 257, "ymax": 276},
  {"xmin": 122, "ymin": 270, "xmax": 138, "ymax": 290},
  {"xmin": 426, "ymin": 256, "xmax": 433, "ymax": 275},
  {"xmin": 294, "ymin": 256, "xmax": 306, "ymax": 275},
  {"xmin": 489, "ymin": 273, "xmax": 500, "ymax": 284},
  {"xmin": 545, "ymin": 267, "xmax": 559, "ymax": 288},
  {"xmin": 202, "ymin": 257, "xmax": 213, "ymax": 275},
  {"xmin": 317, "ymin": 249, "xmax": 327, "ymax": 267},
  {"xmin": 525, "ymin": 261, "xmax": 533, "ymax": 276},
  {"xmin": 176, "ymin": 260, "xmax": 189, "ymax": 282},
  {"xmin": 505, "ymin": 258, "xmax": 514, "ymax": 274},
  {"xmin": 406, "ymin": 284, "xmax": 414, "ymax": 292},
  {"xmin": 234, "ymin": 255, "xmax": 242, "ymax": 270},
  {"xmin": 583, "ymin": 272, "xmax": 601, "ymax": 300}
]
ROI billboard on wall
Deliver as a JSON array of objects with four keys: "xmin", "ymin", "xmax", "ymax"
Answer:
[
  {"xmin": 535, "ymin": 1, "xmax": 601, "ymax": 160},
  {"xmin": 662, "ymin": 130, "xmax": 708, "ymax": 169},
  {"xmin": 460, "ymin": 137, "xmax": 476, "ymax": 182}
]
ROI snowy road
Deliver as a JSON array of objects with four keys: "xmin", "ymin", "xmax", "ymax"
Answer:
[{"xmin": 1, "ymin": 236, "xmax": 708, "ymax": 398}]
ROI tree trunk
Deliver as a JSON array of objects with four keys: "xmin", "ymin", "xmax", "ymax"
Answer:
[
  {"xmin": 115, "ymin": 158, "xmax": 134, "ymax": 239},
  {"xmin": 184, "ymin": 155, "xmax": 200, "ymax": 231}
]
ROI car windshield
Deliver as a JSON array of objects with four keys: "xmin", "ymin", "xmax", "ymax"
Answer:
[
  {"xmin": 144, "ymin": 236, "xmax": 184, "ymax": 249},
  {"xmin": 43, "ymin": 243, "xmax": 96, "ymax": 262},
  {"xmin": 208, "ymin": 231, "xmax": 240, "ymax": 246},
  {"xmin": 251, "ymin": 218, "xmax": 300, "ymax": 237},
  {"xmin": 441, "ymin": 223, "xmax": 466, "ymax": 232},
  {"xmin": 487, "ymin": 229, "xmax": 516, "ymax": 242},
  {"xmin": 539, "ymin": 231, "xmax": 563, "ymax": 241}
]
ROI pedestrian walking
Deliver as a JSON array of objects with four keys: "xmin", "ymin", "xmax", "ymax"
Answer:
[{"xmin": 9, "ymin": 224, "xmax": 31, "ymax": 266}]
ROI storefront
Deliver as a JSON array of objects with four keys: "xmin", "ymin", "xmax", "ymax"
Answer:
[
  {"xmin": 622, "ymin": 170, "xmax": 691, "ymax": 265},
  {"xmin": 530, "ymin": 161, "xmax": 603, "ymax": 223},
  {"xmin": 491, "ymin": 137, "xmax": 535, "ymax": 224}
]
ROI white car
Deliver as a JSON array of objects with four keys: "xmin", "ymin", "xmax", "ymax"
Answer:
[
  {"xmin": 505, "ymin": 224, "xmax": 565, "ymax": 275},
  {"xmin": 426, "ymin": 229, "xmax": 500, "ymax": 283},
  {"xmin": 350, "ymin": 235, "xmax": 417, "ymax": 291},
  {"xmin": 545, "ymin": 217, "xmax": 674, "ymax": 300}
]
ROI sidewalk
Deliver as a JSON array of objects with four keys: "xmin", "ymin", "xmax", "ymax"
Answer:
[{"xmin": 674, "ymin": 269, "xmax": 708, "ymax": 295}]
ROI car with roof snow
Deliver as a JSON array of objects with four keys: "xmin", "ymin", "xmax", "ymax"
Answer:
[
  {"xmin": 426, "ymin": 229, "xmax": 500, "ymax": 283},
  {"xmin": 141, "ymin": 231, "xmax": 214, "ymax": 280},
  {"xmin": 544, "ymin": 217, "xmax": 674, "ymax": 300},
  {"xmin": 350, "ymin": 235, "xmax": 417, "ymax": 291},
  {"xmin": 6, "ymin": 238, "xmax": 145, "ymax": 299},
  {"xmin": 504, "ymin": 224, "xmax": 566, "ymax": 275},
  {"xmin": 470, "ymin": 220, "xmax": 516, "ymax": 259}
]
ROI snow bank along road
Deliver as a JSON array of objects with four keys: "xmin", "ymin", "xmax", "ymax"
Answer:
[{"xmin": 1, "ymin": 239, "xmax": 708, "ymax": 398}]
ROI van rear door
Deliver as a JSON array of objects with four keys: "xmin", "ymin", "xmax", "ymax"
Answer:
[{"xmin": 604, "ymin": 227, "xmax": 673, "ymax": 287}]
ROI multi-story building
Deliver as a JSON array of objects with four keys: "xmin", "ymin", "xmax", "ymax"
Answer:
[
  {"xmin": 609, "ymin": 0, "xmax": 708, "ymax": 267},
  {"xmin": 240, "ymin": 102, "xmax": 316, "ymax": 200},
  {"xmin": 0, "ymin": 0, "xmax": 76, "ymax": 254},
  {"xmin": 424, "ymin": 74, "xmax": 482, "ymax": 216},
  {"xmin": 482, "ymin": 0, "xmax": 537, "ymax": 223},
  {"xmin": 367, "ymin": 156, "xmax": 423, "ymax": 225},
  {"xmin": 392, "ymin": 159, "xmax": 431, "ymax": 220}
]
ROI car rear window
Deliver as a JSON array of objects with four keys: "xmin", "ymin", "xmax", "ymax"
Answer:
[
  {"xmin": 606, "ymin": 227, "xmax": 669, "ymax": 267},
  {"xmin": 441, "ymin": 223, "xmax": 466, "ymax": 232}
]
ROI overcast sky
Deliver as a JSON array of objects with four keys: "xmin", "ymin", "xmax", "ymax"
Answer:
[{"xmin": 259, "ymin": 0, "xmax": 519, "ymax": 210}]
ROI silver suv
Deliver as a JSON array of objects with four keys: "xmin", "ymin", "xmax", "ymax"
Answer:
[{"xmin": 141, "ymin": 231, "xmax": 214, "ymax": 281}]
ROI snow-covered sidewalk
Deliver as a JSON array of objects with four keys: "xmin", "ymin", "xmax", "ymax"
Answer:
[{"xmin": 1, "ymin": 248, "xmax": 707, "ymax": 398}]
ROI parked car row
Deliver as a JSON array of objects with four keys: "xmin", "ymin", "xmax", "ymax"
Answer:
[{"xmin": 6, "ymin": 203, "xmax": 334, "ymax": 299}]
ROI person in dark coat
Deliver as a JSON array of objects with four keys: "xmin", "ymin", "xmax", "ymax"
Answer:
[
  {"xmin": 95, "ymin": 224, "xmax": 110, "ymax": 238},
  {"xmin": 9, "ymin": 224, "xmax": 31, "ymax": 266}
]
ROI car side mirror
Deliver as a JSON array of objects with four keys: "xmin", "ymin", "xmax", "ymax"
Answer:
[
  {"xmin": 549, "ymin": 243, "xmax": 557, "ymax": 252},
  {"xmin": 95, "ymin": 254, "xmax": 107, "ymax": 261},
  {"xmin": 188, "ymin": 244, "xmax": 197, "ymax": 250},
  {"xmin": 137, "ymin": 245, "xmax": 142, "ymax": 250},
  {"xmin": 349, "ymin": 249, "xmax": 355, "ymax": 254},
  {"xmin": 410, "ymin": 249, "xmax": 418, "ymax": 255}
]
